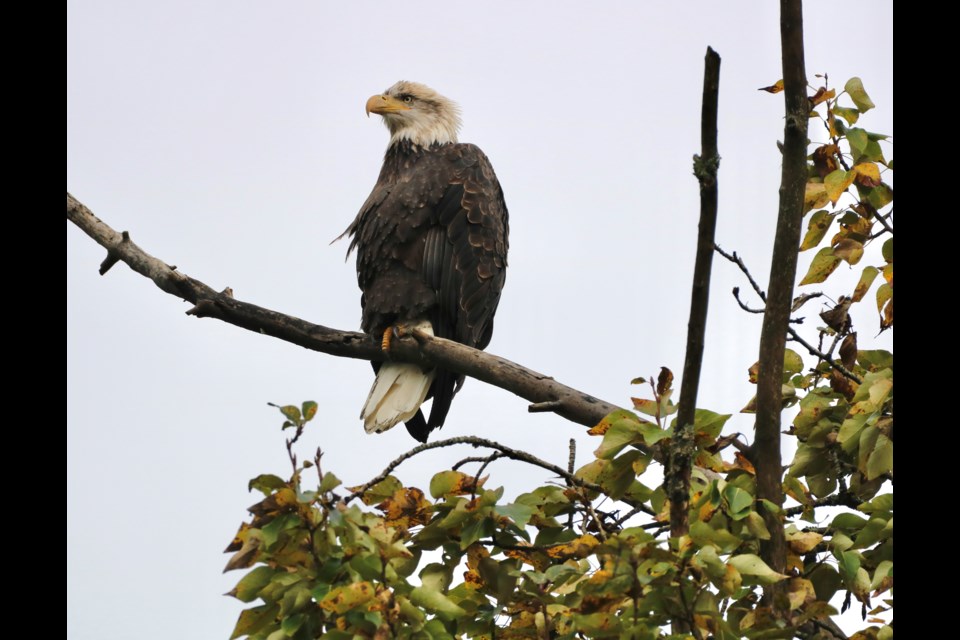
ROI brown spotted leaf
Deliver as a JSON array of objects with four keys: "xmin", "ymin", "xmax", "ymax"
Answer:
[
  {"xmin": 820, "ymin": 297, "xmax": 853, "ymax": 334},
  {"xmin": 759, "ymin": 79, "xmax": 785, "ymax": 93},
  {"xmin": 800, "ymin": 210, "xmax": 835, "ymax": 251},
  {"xmin": 839, "ymin": 333, "xmax": 858, "ymax": 369},
  {"xmin": 320, "ymin": 582, "xmax": 377, "ymax": 614},
  {"xmin": 588, "ymin": 409, "xmax": 640, "ymax": 436},
  {"xmin": 809, "ymin": 87, "xmax": 836, "ymax": 107},
  {"xmin": 380, "ymin": 487, "xmax": 432, "ymax": 529},
  {"xmin": 812, "ymin": 145, "xmax": 840, "ymax": 179},
  {"xmin": 804, "ymin": 182, "xmax": 830, "ymax": 213},
  {"xmin": 429, "ymin": 471, "xmax": 486, "ymax": 499},
  {"xmin": 853, "ymin": 162, "xmax": 882, "ymax": 187},
  {"xmin": 656, "ymin": 367, "xmax": 674, "ymax": 396},
  {"xmin": 800, "ymin": 247, "xmax": 842, "ymax": 285},
  {"xmin": 833, "ymin": 238, "xmax": 864, "ymax": 265}
]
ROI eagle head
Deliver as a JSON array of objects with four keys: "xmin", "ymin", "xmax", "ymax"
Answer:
[{"xmin": 365, "ymin": 81, "xmax": 462, "ymax": 148}]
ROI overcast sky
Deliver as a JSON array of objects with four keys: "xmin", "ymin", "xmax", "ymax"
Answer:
[{"xmin": 68, "ymin": 2, "xmax": 892, "ymax": 638}]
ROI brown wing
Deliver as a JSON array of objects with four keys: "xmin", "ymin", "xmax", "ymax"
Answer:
[{"xmin": 344, "ymin": 141, "xmax": 508, "ymax": 440}]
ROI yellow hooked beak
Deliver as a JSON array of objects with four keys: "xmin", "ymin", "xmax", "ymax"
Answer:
[{"xmin": 365, "ymin": 94, "xmax": 411, "ymax": 117}]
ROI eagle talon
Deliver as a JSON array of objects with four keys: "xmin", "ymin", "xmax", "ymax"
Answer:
[{"xmin": 381, "ymin": 324, "xmax": 408, "ymax": 352}]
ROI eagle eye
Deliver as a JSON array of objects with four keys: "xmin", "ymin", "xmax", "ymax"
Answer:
[{"xmin": 400, "ymin": 94, "xmax": 414, "ymax": 104}]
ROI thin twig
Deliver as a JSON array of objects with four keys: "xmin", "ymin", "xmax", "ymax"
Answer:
[
  {"xmin": 784, "ymin": 491, "xmax": 863, "ymax": 517},
  {"xmin": 345, "ymin": 436, "xmax": 604, "ymax": 503},
  {"xmin": 715, "ymin": 245, "xmax": 767, "ymax": 300},
  {"xmin": 716, "ymin": 243, "xmax": 862, "ymax": 385}
]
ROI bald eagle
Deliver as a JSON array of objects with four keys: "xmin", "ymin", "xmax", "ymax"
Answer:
[{"xmin": 341, "ymin": 81, "xmax": 509, "ymax": 442}]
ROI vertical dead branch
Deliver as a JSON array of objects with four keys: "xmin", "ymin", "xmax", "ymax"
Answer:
[
  {"xmin": 667, "ymin": 47, "xmax": 721, "ymax": 538},
  {"xmin": 753, "ymin": 0, "xmax": 808, "ymax": 609}
]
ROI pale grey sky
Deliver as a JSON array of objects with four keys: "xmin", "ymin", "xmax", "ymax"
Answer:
[{"xmin": 68, "ymin": 2, "xmax": 892, "ymax": 637}]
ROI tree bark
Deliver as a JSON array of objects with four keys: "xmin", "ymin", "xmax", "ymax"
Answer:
[
  {"xmin": 668, "ymin": 46, "xmax": 721, "ymax": 539},
  {"xmin": 753, "ymin": 0, "xmax": 808, "ymax": 609},
  {"xmin": 67, "ymin": 192, "xmax": 624, "ymax": 431}
]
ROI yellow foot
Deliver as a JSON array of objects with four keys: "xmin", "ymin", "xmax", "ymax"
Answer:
[{"xmin": 381, "ymin": 324, "xmax": 409, "ymax": 352}]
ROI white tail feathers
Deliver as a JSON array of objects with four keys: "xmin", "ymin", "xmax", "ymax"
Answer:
[
  {"xmin": 362, "ymin": 363, "xmax": 436, "ymax": 433},
  {"xmin": 361, "ymin": 320, "xmax": 436, "ymax": 434}
]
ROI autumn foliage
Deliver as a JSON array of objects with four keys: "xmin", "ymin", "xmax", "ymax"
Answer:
[{"xmin": 225, "ymin": 77, "xmax": 892, "ymax": 639}]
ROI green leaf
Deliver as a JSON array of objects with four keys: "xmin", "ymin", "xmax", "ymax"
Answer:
[
  {"xmin": 301, "ymin": 401, "xmax": 318, "ymax": 422},
  {"xmin": 800, "ymin": 210, "xmax": 835, "ymax": 251},
  {"xmin": 356, "ymin": 475, "xmax": 402, "ymax": 506},
  {"xmin": 410, "ymin": 586, "xmax": 466, "ymax": 617},
  {"xmin": 494, "ymin": 503, "xmax": 535, "ymax": 528},
  {"xmin": 600, "ymin": 450, "xmax": 644, "ymax": 499},
  {"xmin": 783, "ymin": 349, "xmax": 804, "ymax": 376},
  {"xmin": 857, "ymin": 349, "xmax": 892, "ymax": 371},
  {"xmin": 871, "ymin": 560, "xmax": 893, "ymax": 590},
  {"xmin": 319, "ymin": 472, "xmax": 341, "ymax": 493},
  {"xmin": 419, "ymin": 563, "xmax": 452, "ymax": 592},
  {"xmin": 865, "ymin": 183, "xmax": 893, "ymax": 210},
  {"xmin": 833, "ymin": 106, "xmax": 859, "ymax": 125},
  {"xmin": 832, "ymin": 513, "xmax": 868, "ymax": 532},
  {"xmin": 429, "ymin": 471, "xmax": 469, "ymax": 499},
  {"xmin": 690, "ymin": 520, "xmax": 742, "ymax": 554},
  {"xmin": 280, "ymin": 613, "xmax": 306, "ymax": 635},
  {"xmin": 261, "ymin": 513, "xmax": 300, "ymax": 549},
  {"xmin": 744, "ymin": 511, "xmax": 771, "ymax": 540},
  {"xmin": 866, "ymin": 434, "xmax": 893, "ymax": 480},
  {"xmin": 275, "ymin": 404, "xmax": 301, "ymax": 423},
  {"xmin": 728, "ymin": 554, "xmax": 787, "ymax": 584},
  {"xmin": 799, "ymin": 247, "xmax": 842, "ymax": 285},
  {"xmin": 723, "ymin": 485, "xmax": 754, "ymax": 521},
  {"xmin": 693, "ymin": 409, "xmax": 732, "ymax": 439},
  {"xmin": 882, "ymin": 237, "xmax": 893, "ymax": 263},
  {"xmin": 231, "ymin": 566, "xmax": 275, "ymax": 603},
  {"xmin": 230, "ymin": 603, "xmax": 280, "ymax": 640},
  {"xmin": 847, "ymin": 128, "xmax": 869, "ymax": 161},
  {"xmin": 859, "ymin": 493, "xmax": 893, "ymax": 514},
  {"xmin": 844, "ymin": 77, "xmax": 875, "ymax": 112},
  {"xmin": 808, "ymin": 564, "xmax": 842, "ymax": 602},
  {"xmin": 594, "ymin": 419, "xmax": 643, "ymax": 459},
  {"xmin": 248, "ymin": 474, "xmax": 288, "ymax": 496},
  {"xmin": 836, "ymin": 550, "xmax": 861, "ymax": 580}
]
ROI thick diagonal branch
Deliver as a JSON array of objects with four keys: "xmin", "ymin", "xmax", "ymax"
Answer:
[{"xmin": 67, "ymin": 192, "xmax": 623, "ymax": 430}]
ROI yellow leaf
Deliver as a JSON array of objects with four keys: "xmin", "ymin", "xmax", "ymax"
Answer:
[
  {"xmin": 786, "ymin": 530, "xmax": 823, "ymax": 554},
  {"xmin": 853, "ymin": 162, "xmax": 882, "ymax": 188},
  {"xmin": 786, "ymin": 577, "xmax": 817, "ymax": 611},
  {"xmin": 852, "ymin": 266, "xmax": 880, "ymax": 302},
  {"xmin": 833, "ymin": 238, "xmax": 864, "ymax": 265},
  {"xmin": 809, "ymin": 87, "xmax": 836, "ymax": 107},
  {"xmin": 824, "ymin": 169, "xmax": 854, "ymax": 204},
  {"xmin": 759, "ymin": 79, "xmax": 784, "ymax": 93},
  {"xmin": 804, "ymin": 182, "xmax": 829, "ymax": 213},
  {"xmin": 545, "ymin": 534, "xmax": 600, "ymax": 559}
]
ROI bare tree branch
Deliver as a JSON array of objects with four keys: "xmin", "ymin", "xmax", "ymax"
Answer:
[
  {"xmin": 668, "ymin": 46, "xmax": 721, "ymax": 539},
  {"xmin": 67, "ymin": 192, "xmax": 624, "ymax": 430},
  {"xmin": 344, "ymin": 435, "xmax": 605, "ymax": 503},
  {"xmin": 715, "ymin": 245, "xmax": 861, "ymax": 383}
]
